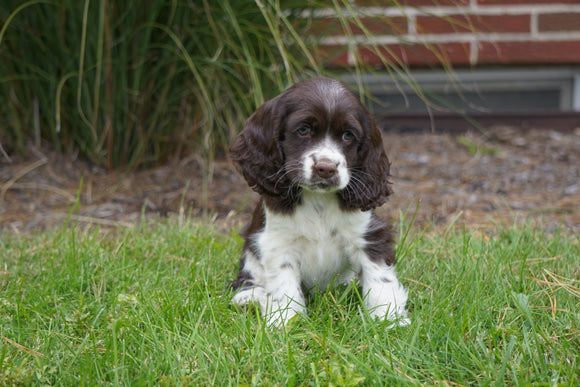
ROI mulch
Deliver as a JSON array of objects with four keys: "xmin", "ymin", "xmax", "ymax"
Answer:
[{"xmin": 1, "ymin": 126, "xmax": 579, "ymax": 234}]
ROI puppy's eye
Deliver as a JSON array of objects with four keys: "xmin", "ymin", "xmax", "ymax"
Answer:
[
  {"xmin": 342, "ymin": 131, "xmax": 354, "ymax": 143},
  {"xmin": 297, "ymin": 126, "xmax": 312, "ymax": 137}
]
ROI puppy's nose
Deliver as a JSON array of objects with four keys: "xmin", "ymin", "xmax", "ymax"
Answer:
[{"xmin": 314, "ymin": 159, "xmax": 338, "ymax": 178}]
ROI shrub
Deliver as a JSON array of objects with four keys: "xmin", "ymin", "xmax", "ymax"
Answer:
[{"xmin": 0, "ymin": 0, "xmax": 327, "ymax": 168}]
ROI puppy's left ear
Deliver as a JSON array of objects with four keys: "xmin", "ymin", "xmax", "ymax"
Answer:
[
  {"xmin": 230, "ymin": 94, "xmax": 298, "ymax": 204},
  {"xmin": 340, "ymin": 114, "xmax": 392, "ymax": 211}
]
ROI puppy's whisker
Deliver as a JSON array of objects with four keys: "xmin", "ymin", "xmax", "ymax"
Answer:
[
  {"xmin": 342, "ymin": 183, "xmax": 355, "ymax": 202},
  {"xmin": 265, "ymin": 167, "xmax": 286, "ymax": 181},
  {"xmin": 347, "ymin": 174, "xmax": 373, "ymax": 199},
  {"xmin": 273, "ymin": 164, "xmax": 301, "ymax": 191},
  {"xmin": 348, "ymin": 167, "xmax": 372, "ymax": 179}
]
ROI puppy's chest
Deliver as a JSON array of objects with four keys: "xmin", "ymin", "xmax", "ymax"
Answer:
[{"xmin": 261, "ymin": 195, "xmax": 371, "ymax": 288}]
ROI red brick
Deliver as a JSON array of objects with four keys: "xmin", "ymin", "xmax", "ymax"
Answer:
[
  {"xmin": 478, "ymin": 41, "xmax": 580, "ymax": 64},
  {"xmin": 359, "ymin": 16, "xmax": 409, "ymax": 35},
  {"xmin": 314, "ymin": 45, "xmax": 350, "ymax": 68},
  {"xmin": 478, "ymin": 0, "xmax": 580, "ymax": 5},
  {"xmin": 538, "ymin": 13, "xmax": 580, "ymax": 32},
  {"xmin": 357, "ymin": 42, "xmax": 471, "ymax": 67},
  {"xmin": 356, "ymin": 0, "xmax": 469, "ymax": 6},
  {"xmin": 306, "ymin": 16, "xmax": 408, "ymax": 36},
  {"xmin": 417, "ymin": 14, "xmax": 530, "ymax": 34}
]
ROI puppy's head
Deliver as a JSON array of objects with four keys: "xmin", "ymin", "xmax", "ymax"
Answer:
[{"xmin": 230, "ymin": 77, "xmax": 392, "ymax": 212}]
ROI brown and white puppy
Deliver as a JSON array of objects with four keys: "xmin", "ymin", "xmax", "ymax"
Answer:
[{"xmin": 230, "ymin": 77, "xmax": 409, "ymax": 327}]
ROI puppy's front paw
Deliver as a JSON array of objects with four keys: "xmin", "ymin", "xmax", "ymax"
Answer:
[
  {"xmin": 368, "ymin": 303, "xmax": 410, "ymax": 328},
  {"xmin": 264, "ymin": 298, "xmax": 305, "ymax": 327},
  {"xmin": 231, "ymin": 286, "xmax": 267, "ymax": 307},
  {"xmin": 266, "ymin": 308, "xmax": 297, "ymax": 327}
]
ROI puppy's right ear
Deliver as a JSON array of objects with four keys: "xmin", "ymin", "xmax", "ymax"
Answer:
[{"xmin": 230, "ymin": 96, "xmax": 288, "ymax": 198}]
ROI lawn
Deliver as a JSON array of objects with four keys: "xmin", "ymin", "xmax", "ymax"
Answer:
[{"xmin": 1, "ymin": 219, "xmax": 578, "ymax": 385}]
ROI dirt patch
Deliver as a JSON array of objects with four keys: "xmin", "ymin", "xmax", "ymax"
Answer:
[{"xmin": 1, "ymin": 127, "xmax": 579, "ymax": 234}]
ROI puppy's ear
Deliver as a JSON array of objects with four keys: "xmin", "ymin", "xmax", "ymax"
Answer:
[
  {"xmin": 230, "ymin": 96, "xmax": 295, "ymax": 202},
  {"xmin": 340, "ymin": 114, "xmax": 392, "ymax": 211}
]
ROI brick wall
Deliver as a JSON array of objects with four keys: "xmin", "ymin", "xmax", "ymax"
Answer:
[{"xmin": 309, "ymin": 0, "xmax": 580, "ymax": 68}]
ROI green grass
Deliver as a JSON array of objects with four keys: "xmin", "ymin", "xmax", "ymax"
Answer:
[
  {"xmin": 456, "ymin": 135, "xmax": 500, "ymax": 156},
  {"xmin": 1, "ymin": 220, "xmax": 578, "ymax": 385}
]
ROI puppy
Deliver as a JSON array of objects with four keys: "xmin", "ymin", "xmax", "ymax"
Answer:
[{"xmin": 230, "ymin": 77, "xmax": 409, "ymax": 326}]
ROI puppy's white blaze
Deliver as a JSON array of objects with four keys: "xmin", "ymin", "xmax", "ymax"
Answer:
[
  {"xmin": 315, "ymin": 78, "xmax": 346, "ymax": 112},
  {"xmin": 302, "ymin": 136, "xmax": 349, "ymax": 189}
]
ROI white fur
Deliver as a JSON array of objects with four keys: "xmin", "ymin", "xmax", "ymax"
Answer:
[
  {"xmin": 315, "ymin": 78, "xmax": 346, "ymax": 112},
  {"xmin": 231, "ymin": 191, "xmax": 409, "ymax": 327}
]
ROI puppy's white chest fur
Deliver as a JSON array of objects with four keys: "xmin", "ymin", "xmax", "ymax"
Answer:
[{"xmin": 258, "ymin": 191, "xmax": 371, "ymax": 290}]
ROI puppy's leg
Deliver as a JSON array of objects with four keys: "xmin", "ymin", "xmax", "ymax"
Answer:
[
  {"xmin": 263, "ymin": 259, "xmax": 306, "ymax": 327},
  {"xmin": 231, "ymin": 251, "xmax": 267, "ymax": 307},
  {"xmin": 359, "ymin": 258, "xmax": 410, "ymax": 326}
]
